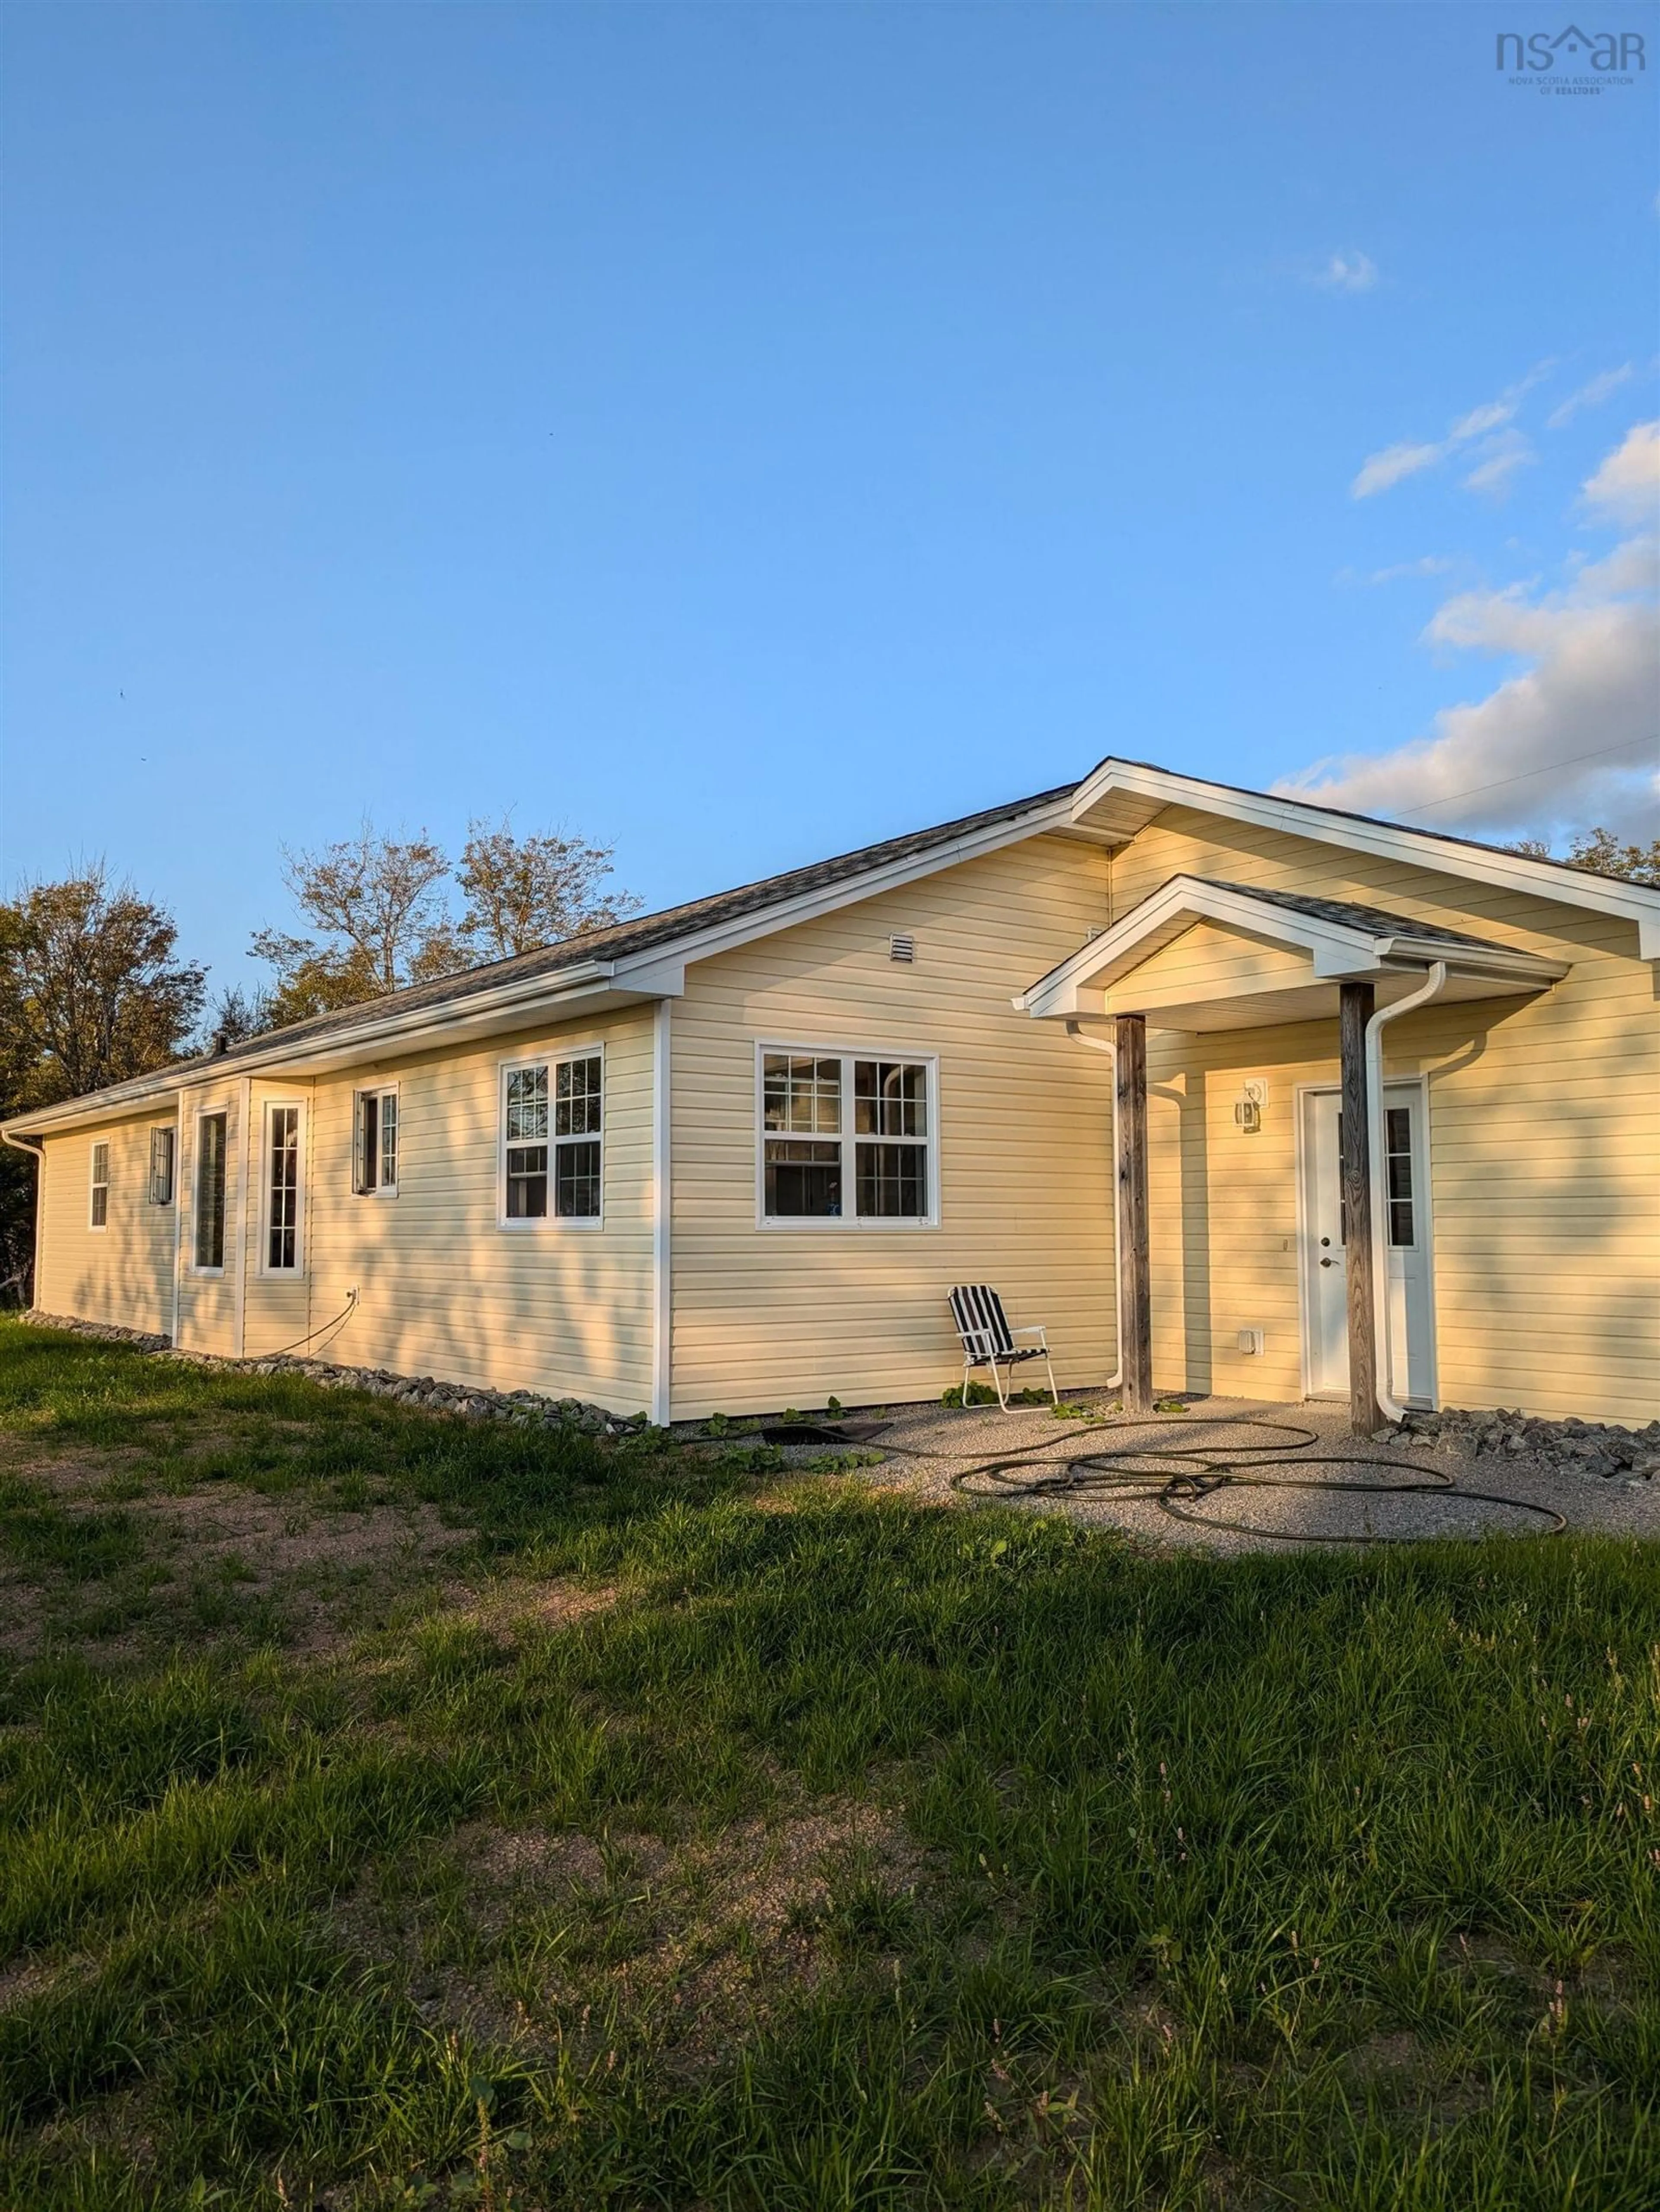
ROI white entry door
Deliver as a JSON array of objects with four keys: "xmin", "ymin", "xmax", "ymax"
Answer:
[{"xmin": 1300, "ymin": 1087, "xmax": 1435, "ymax": 1406}]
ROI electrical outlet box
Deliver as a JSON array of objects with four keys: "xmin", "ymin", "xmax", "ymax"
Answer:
[{"xmin": 1236, "ymin": 1327, "xmax": 1264, "ymax": 1356}]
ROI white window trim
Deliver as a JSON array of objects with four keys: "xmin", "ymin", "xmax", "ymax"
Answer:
[
  {"xmin": 753, "ymin": 1040, "xmax": 941, "ymax": 1231},
  {"xmin": 192, "ymin": 1108, "xmax": 229, "ymax": 1276},
  {"xmin": 88, "ymin": 1140, "xmax": 110, "ymax": 1232},
  {"xmin": 353, "ymin": 1082, "xmax": 400, "ymax": 1198},
  {"xmin": 259, "ymin": 1096, "xmax": 307, "ymax": 1277},
  {"xmin": 148, "ymin": 1124, "xmax": 176, "ymax": 1207},
  {"xmin": 497, "ymin": 1043, "xmax": 606, "ymax": 1232}
]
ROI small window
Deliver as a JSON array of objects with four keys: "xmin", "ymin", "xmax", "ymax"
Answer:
[
  {"xmin": 1385, "ymin": 1107, "xmax": 1415, "ymax": 1248},
  {"xmin": 760, "ymin": 1048, "xmax": 935, "ymax": 1225},
  {"xmin": 266, "ymin": 1103, "xmax": 302, "ymax": 1272},
  {"xmin": 89, "ymin": 1142, "xmax": 110, "ymax": 1229},
  {"xmin": 195, "ymin": 1112, "xmax": 227, "ymax": 1270},
  {"xmin": 354, "ymin": 1086, "xmax": 399, "ymax": 1195},
  {"xmin": 501, "ymin": 1053, "xmax": 603, "ymax": 1224},
  {"xmin": 149, "ymin": 1126, "xmax": 176, "ymax": 1207}
]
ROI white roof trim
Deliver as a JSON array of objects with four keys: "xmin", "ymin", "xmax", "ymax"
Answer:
[
  {"xmin": 1018, "ymin": 875, "xmax": 1568, "ymax": 1021},
  {"xmin": 1069, "ymin": 759, "xmax": 1660, "ymax": 959}
]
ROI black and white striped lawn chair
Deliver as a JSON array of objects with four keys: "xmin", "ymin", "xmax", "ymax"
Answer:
[{"xmin": 947, "ymin": 1286, "xmax": 1058, "ymax": 1410}]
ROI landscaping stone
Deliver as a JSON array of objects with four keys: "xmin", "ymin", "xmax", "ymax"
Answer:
[{"xmin": 19, "ymin": 1308, "xmax": 649, "ymax": 1438}]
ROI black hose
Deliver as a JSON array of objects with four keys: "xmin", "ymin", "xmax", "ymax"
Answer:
[{"xmin": 872, "ymin": 1411, "xmax": 1566, "ymax": 1543}]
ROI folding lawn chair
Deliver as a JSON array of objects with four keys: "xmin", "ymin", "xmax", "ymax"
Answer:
[{"xmin": 947, "ymin": 1286, "xmax": 1058, "ymax": 1410}]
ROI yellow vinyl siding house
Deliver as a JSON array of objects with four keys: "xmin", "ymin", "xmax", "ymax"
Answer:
[{"xmin": 8, "ymin": 760, "xmax": 1659, "ymax": 1430}]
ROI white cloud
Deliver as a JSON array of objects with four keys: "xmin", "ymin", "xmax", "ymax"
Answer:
[
  {"xmin": 1369, "ymin": 556, "xmax": 1455, "ymax": 584},
  {"xmin": 1461, "ymin": 430, "xmax": 1535, "ymax": 498},
  {"xmin": 1547, "ymin": 364, "xmax": 1634, "ymax": 430},
  {"xmin": 1314, "ymin": 250, "xmax": 1379, "ymax": 294},
  {"xmin": 1283, "ymin": 425, "xmax": 1660, "ymax": 839},
  {"xmin": 1583, "ymin": 419, "xmax": 1660, "ymax": 524},
  {"xmin": 1351, "ymin": 367, "xmax": 1553, "ymax": 500}
]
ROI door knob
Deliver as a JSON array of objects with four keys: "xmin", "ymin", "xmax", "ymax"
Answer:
[{"xmin": 1320, "ymin": 1257, "xmax": 1336, "ymax": 1268}]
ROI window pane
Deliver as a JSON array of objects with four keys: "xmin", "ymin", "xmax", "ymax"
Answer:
[
  {"xmin": 359, "ymin": 1093, "xmax": 379, "ymax": 1192},
  {"xmin": 379, "ymin": 1094, "xmax": 398, "ymax": 1188},
  {"xmin": 268, "ymin": 1105, "xmax": 300, "ymax": 1269},
  {"xmin": 1386, "ymin": 1106, "xmax": 1414, "ymax": 1248},
  {"xmin": 505, "ymin": 1066, "xmax": 548, "ymax": 1142},
  {"xmin": 762, "ymin": 1055, "xmax": 841, "ymax": 1134},
  {"xmin": 855, "ymin": 1140, "xmax": 927, "ymax": 1218},
  {"xmin": 150, "ymin": 1127, "xmax": 175, "ymax": 1206},
  {"xmin": 506, "ymin": 1143, "xmax": 548, "ymax": 1218},
  {"xmin": 91, "ymin": 1144, "xmax": 109, "ymax": 1227},
  {"xmin": 853, "ymin": 1061, "xmax": 928, "ymax": 1139},
  {"xmin": 555, "ymin": 1138, "xmax": 602, "ymax": 1217},
  {"xmin": 196, "ymin": 1114, "xmax": 227, "ymax": 1269},
  {"xmin": 764, "ymin": 1138, "xmax": 842, "ymax": 1216},
  {"xmin": 555, "ymin": 1055, "xmax": 603, "ymax": 1136}
]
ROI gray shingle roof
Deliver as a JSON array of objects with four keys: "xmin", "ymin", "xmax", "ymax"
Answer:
[
  {"xmin": 166, "ymin": 778, "xmax": 1080, "ymax": 1073},
  {"xmin": 1200, "ymin": 880, "xmax": 1521, "ymax": 953}
]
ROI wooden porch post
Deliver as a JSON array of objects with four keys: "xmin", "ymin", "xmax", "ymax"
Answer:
[
  {"xmin": 1339, "ymin": 982, "xmax": 1377, "ymax": 1436},
  {"xmin": 1114, "ymin": 1013, "xmax": 1154, "ymax": 1414}
]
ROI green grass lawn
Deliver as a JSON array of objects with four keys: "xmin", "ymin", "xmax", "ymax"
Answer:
[{"xmin": 0, "ymin": 1318, "xmax": 1655, "ymax": 2212}]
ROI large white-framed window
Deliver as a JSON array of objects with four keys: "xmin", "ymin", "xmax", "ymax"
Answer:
[
  {"xmin": 89, "ymin": 1141, "xmax": 110, "ymax": 1230},
  {"xmin": 756, "ymin": 1044, "xmax": 938, "ymax": 1228},
  {"xmin": 262, "ymin": 1100, "xmax": 305, "ymax": 1274},
  {"xmin": 353, "ymin": 1084, "xmax": 399, "ymax": 1197},
  {"xmin": 498, "ymin": 1047, "xmax": 604, "ymax": 1228},
  {"xmin": 149, "ymin": 1126, "xmax": 176, "ymax": 1207},
  {"xmin": 194, "ymin": 1111, "xmax": 228, "ymax": 1272}
]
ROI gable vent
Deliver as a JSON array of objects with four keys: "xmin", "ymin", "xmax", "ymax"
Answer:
[{"xmin": 888, "ymin": 932, "xmax": 916, "ymax": 964}]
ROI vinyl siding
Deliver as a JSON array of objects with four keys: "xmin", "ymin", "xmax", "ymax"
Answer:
[
  {"xmin": 288, "ymin": 1006, "xmax": 655, "ymax": 1409},
  {"xmin": 1108, "ymin": 808, "xmax": 1660, "ymax": 1425},
  {"xmin": 36, "ymin": 1110, "xmax": 179, "ymax": 1335},
  {"xmin": 668, "ymin": 834, "xmax": 1118, "ymax": 1418}
]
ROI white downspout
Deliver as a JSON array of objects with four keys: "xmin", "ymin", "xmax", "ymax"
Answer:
[
  {"xmin": 1065, "ymin": 1021, "xmax": 1125, "ymax": 1394},
  {"xmin": 1363, "ymin": 961, "xmax": 1449, "ymax": 1426},
  {"xmin": 171, "ymin": 1093, "xmax": 184, "ymax": 1347}
]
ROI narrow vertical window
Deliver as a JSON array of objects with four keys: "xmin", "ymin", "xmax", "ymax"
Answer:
[
  {"xmin": 853, "ymin": 1060, "xmax": 929, "ymax": 1219},
  {"xmin": 1385, "ymin": 1106, "xmax": 1415, "ymax": 1248},
  {"xmin": 266, "ymin": 1104, "xmax": 301, "ymax": 1271},
  {"xmin": 195, "ymin": 1113, "xmax": 227, "ymax": 1270},
  {"xmin": 354, "ymin": 1086, "xmax": 399, "ymax": 1194},
  {"xmin": 504, "ymin": 1065, "xmax": 549, "ymax": 1219},
  {"xmin": 554, "ymin": 1053, "xmax": 603, "ymax": 1218},
  {"xmin": 149, "ymin": 1126, "xmax": 176, "ymax": 1206},
  {"xmin": 89, "ymin": 1142, "xmax": 110, "ymax": 1229}
]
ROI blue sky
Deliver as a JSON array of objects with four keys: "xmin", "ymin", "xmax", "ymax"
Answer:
[{"xmin": 3, "ymin": 3, "xmax": 1656, "ymax": 995}]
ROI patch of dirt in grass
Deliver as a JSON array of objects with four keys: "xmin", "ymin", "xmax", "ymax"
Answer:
[
  {"xmin": 1344, "ymin": 2028, "xmax": 1423, "ymax": 2081},
  {"xmin": 364, "ymin": 1796, "xmax": 936, "ymax": 2075},
  {"xmin": 445, "ymin": 1577, "xmax": 622, "ymax": 1644},
  {"xmin": 0, "ymin": 1449, "xmax": 473, "ymax": 1661}
]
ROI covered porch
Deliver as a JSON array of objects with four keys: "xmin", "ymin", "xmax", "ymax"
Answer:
[{"xmin": 1018, "ymin": 878, "xmax": 1568, "ymax": 1434}]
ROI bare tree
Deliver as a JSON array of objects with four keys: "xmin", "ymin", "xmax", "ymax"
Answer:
[
  {"xmin": 455, "ymin": 819, "xmax": 642, "ymax": 963},
  {"xmin": 250, "ymin": 823, "xmax": 459, "ymax": 1023}
]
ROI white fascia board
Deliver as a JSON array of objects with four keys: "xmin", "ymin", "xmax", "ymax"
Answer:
[
  {"xmin": 617, "ymin": 795, "xmax": 1078, "ymax": 978},
  {"xmin": 1015, "ymin": 875, "xmax": 1566, "ymax": 1019},
  {"xmin": 1069, "ymin": 759, "xmax": 1660, "ymax": 954}
]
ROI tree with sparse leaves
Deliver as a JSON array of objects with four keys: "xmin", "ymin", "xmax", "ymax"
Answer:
[
  {"xmin": 1508, "ymin": 826, "xmax": 1660, "ymax": 886},
  {"xmin": 0, "ymin": 868, "xmax": 206, "ymax": 1302},
  {"xmin": 247, "ymin": 817, "xmax": 640, "ymax": 1025},
  {"xmin": 249, "ymin": 824, "xmax": 459, "ymax": 1027},
  {"xmin": 454, "ymin": 819, "xmax": 641, "ymax": 963}
]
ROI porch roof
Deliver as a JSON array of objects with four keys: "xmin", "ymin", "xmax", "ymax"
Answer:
[{"xmin": 1017, "ymin": 875, "xmax": 1570, "ymax": 1033}]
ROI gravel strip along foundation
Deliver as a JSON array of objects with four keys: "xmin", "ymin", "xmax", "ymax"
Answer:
[{"xmin": 846, "ymin": 1395, "xmax": 1659, "ymax": 1554}]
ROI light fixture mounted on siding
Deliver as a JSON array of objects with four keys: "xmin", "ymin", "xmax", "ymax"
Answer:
[{"xmin": 888, "ymin": 932, "xmax": 916, "ymax": 964}]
